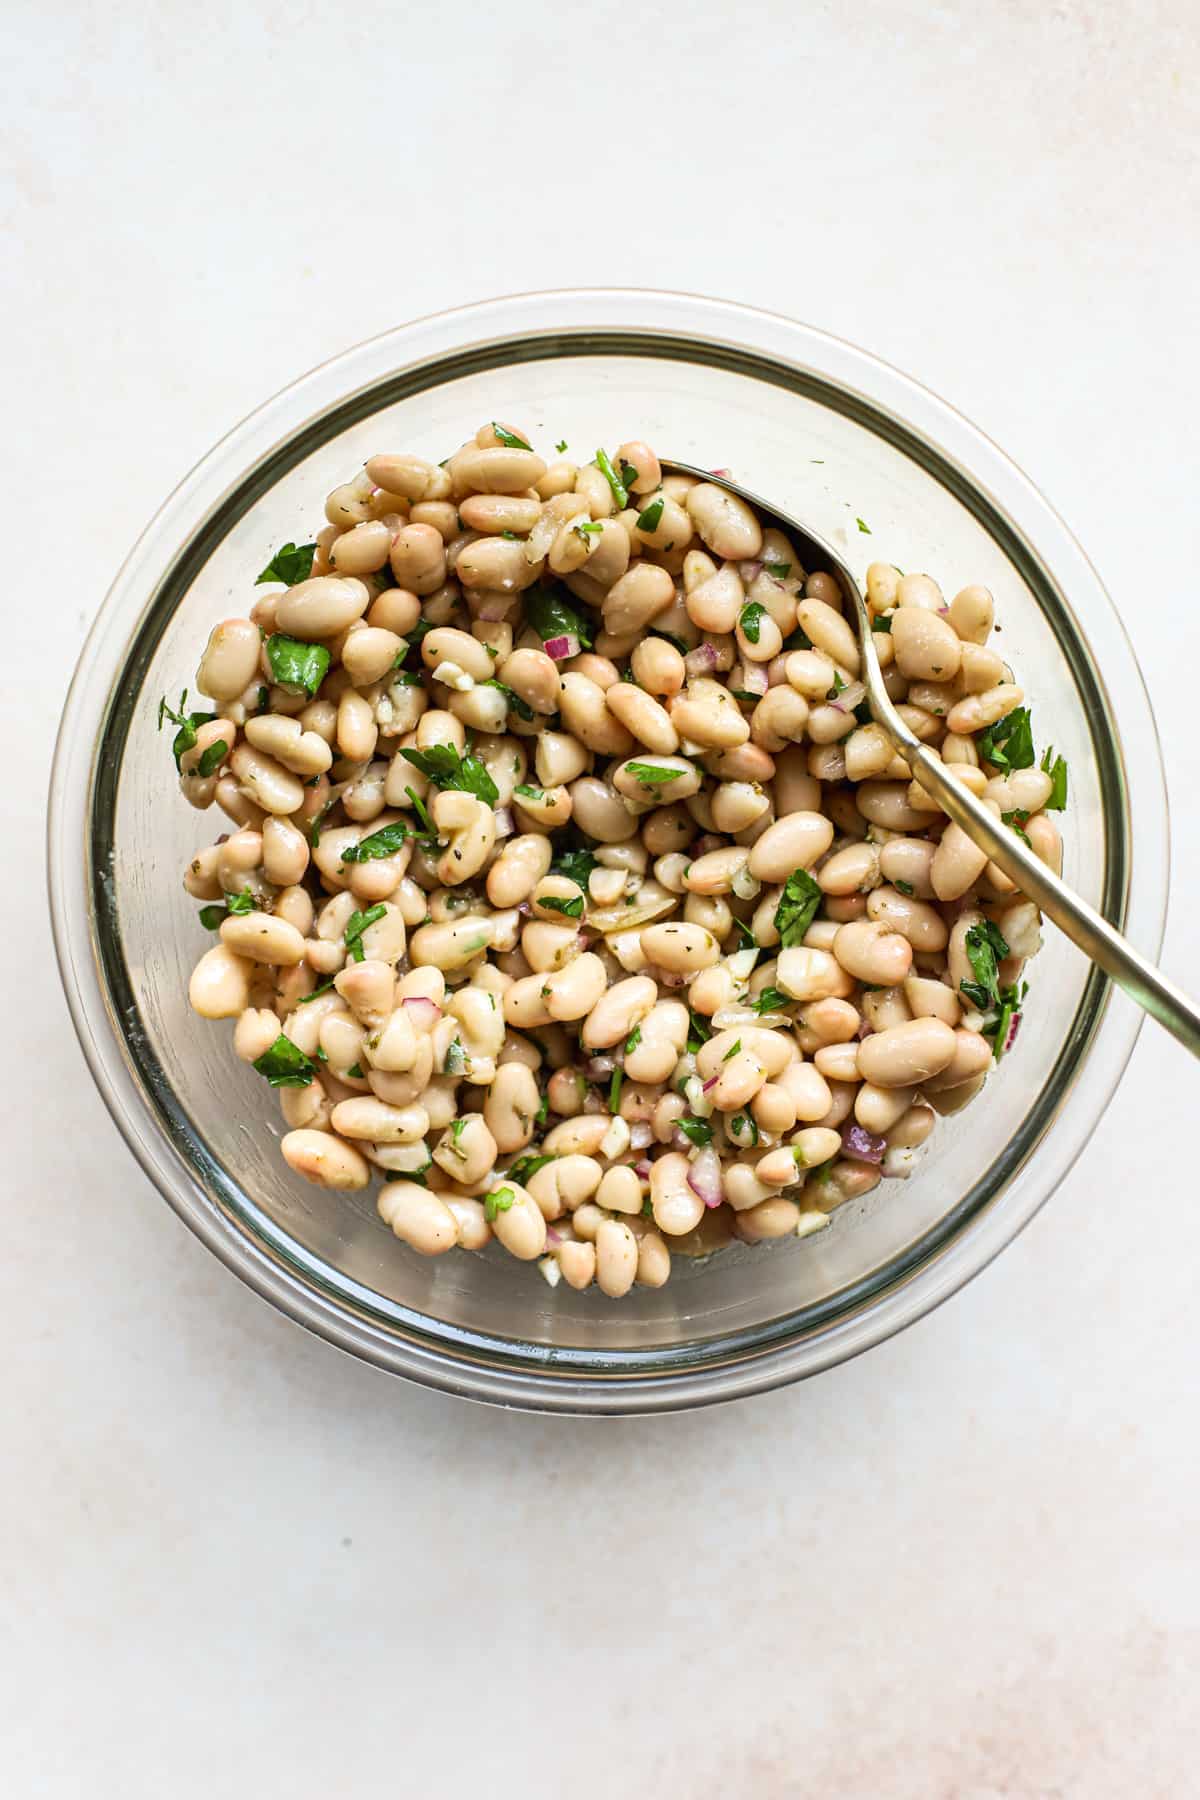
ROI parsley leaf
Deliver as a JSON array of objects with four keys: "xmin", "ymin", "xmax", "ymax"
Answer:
[
  {"xmin": 739, "ymin": 601, "xmax": 767, "ymax": 645},
  {"xmin": 296, "ymin": 978, "xmax": 337, "ymax": 1005},
  {"xmin": 762, "ymin": 559, "xmax": 792, "ymax": 581},
  {"xmin": 158, "ymin": 690, "xmax": 216, "ymax": 770},
  {"xmin": 1040, "ymin": 745, "xmax": 1068, "ymax": 810},
  {"xmin": 623, "ymin": 1024, "xmax": 642, "ymax": 1056},
  {"xmin": 400, "ymin": 744, "xmax": 499, "ymax": 807},
  {"xmin": 554, "ymin": 439, "xmax": 568, "ymax": 455},
  {"xmin": 594, "ymin": 448, "xmax": 629, "ymax": 509},
  {"xmin": 443, "ymin": 1039, "xmax": 468, "ymax": 1076},
  {"xmin": 1002, "ymin": 809, "xmax": 1032, "ymax": 846},
  {"xmin": 856, "ymin": 518, "xmax": 872, "ymax": 534},
  {"xmin": 196, "ymin": 737, "xmax": 228, "ymax": 777},
  {"xmin": 256, "ymin": 542, "xmax": 316, "ymax": 586},
  {"xmin": 636, "ymin": 496, "xmax": 665, "ymax": 533},
  {"xmin": 750, "ymin": 987, "xmax": 789, "ymax": 1015},
  {"xmin": 492, "ymin": 423, "xmax": 531, "ymax": 450},
  {"xmin": 608, "ymin": 1066, "xmax": 623, "ymax": 1114},
  {"xmin": 728, "ymin": 1112, "xmax": 758, "ymax": 1147},
  {"xmin": 686, "ymin": 1011, "xmax": 711, "ymax": 1054},
  {"xmin": 253, "ymin": 1033, "xmax": 318, "ymax": 1088},
  {"xmin": 265, "ymin": 634, "xmax": 331, "ymax": 697},
  {"xmin": 539, "ymin": 894, "xmax": 584, "ymax": 919},
  {"xmin": 525, "ymin": 586, "xmax": 592, "ymax": 649},
  {"xmin": 978, "ymin": 706, "xmax": 1035, "ymax": 772},
  {"xmin": 340, "ymin": 821, "xmax": 410, "ymax": 863},
  {"xmin": 483, "ymin": 678, "xmax": 534, "ymax": 722},
  {"xmin": 774, "ymin": 867, "xmax": 822, "ymax": 948},
  {"xmin": 625, "ymin": 761, "xmax": 682, "ymax": 787},
  {"xmin": 894, "ymin": 879, "xmax": 915, "ymax": 896},
  {"xmin": 484, "ymin": 1187, "xmax": 517, "ymax": 1222},
  {"xmin": 721, "ymin": 1039, "xmax": 741, "ymax": 1061},
  {"xmin": 732, "ymin": 919, "xmax": 758, "ymax": 949},
  {"xmin": 504, "ymin": 1152, "xmax": 557, "ymax": 1187},
  {"xmin": 678, "ymin": 1117, "xmax": 713, "ymax": 1147},
  {"xmin": 344, "ymin": 903, "xmax": 387, "ymax": 963},
  {"xmin": 871, "ymin": 614, "xmax": 893, "ymax": 634},
  {"xmin": 552, "ymin": 846, "xmax": 597, "ymax": 889},
  {"xmin": 779, "ymin": 625, "xmax": 813, "ymax": 652},
  {"xmin": 959, "ymin": 919, "xmax": 1011, "ymax": 1010}
]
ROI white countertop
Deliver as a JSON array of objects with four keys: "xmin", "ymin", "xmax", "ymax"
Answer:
[{"xmin": 7, "ymin": 2, "xmax": 1198, "ymax": 1792}]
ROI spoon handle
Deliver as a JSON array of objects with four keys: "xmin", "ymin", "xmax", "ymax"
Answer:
[{"xmin": 904, "ymin": 740, "xmax": 1200, "ymax": 1058}]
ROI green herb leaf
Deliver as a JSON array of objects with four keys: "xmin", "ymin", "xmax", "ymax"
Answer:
[
  {"xmin": 978, "ymin": 706, "xmax": 1035, "ymax": 772},
  {"xmin": 894, "ymin": 879, "xmax": 915, "ymax": 896},
  {"xmin": 779, "ymin": 625, "xmax": 814, "ymax": 652},
  {"xmin": 1040, "ymin": 745, "xmax": 1069, "ymax": 811},
  {"xmin": 871, "ymin": 614, "xmax": 893, "ymax": 634},
  {"xmin": 739, "ymin": 601, "xmax": 767, "ymax": 645},
  {"xmin": 986, "ymin": 980, "xmax": 1027, "ymax": 1062},
  {"xmin": 552, "ymin": 846, "xmax": 597, "ymax": 889},
  {"xmin": 575, "ymin": 520, "xmax": 603, "ymax": 541},
  {"xmin": 253, "ymin": 1033, "xmax": 318, "ymax": 1088},
  {"xmin": 256, "ymin": 542, "xmax": 316, "ymax": 586},
  {"xmin": 721, "ymin": 1038, "xmax": 741, "ymax": 1062},
  {"xmin": 484, "ymin": 1186, "xmax": 517, "ymax": 1222},
  {"xmin": 762, "ymin": 560, "xmax": 792, "ymax": 581},
  {"xmin": 1002, "ymin": 809, "xmax": 1032, "ymax": 847},
  {"xmin": 158, "ymin": 690, "xmax": 216, "ymax": 770},
  {"xmin": 225, "ymin": 889, "xmax": 255, "ymax": 916},
  {"xmin": 197, "ymin": 737, "xmax": 228, "ymax": 777},
  {"xmin": 626, "ymin": 761, "xmax": 682, "ymax": 787},
  {"xmin": 344, "ymin": 903, "xmax": 387, "ymax": 963},
  {"xmin": 265, "ymin": 634, "xmax": 331, "ymax": 697},
  {"xmin": 504, "ymin": 1152, "xmax": 557, "ymax": 1187},
  {"xmin": 514, "ymin": 783, "xmax": 544, "ymax": 802},
  {"xmin": 491, "ymin": 422, "xmax": 531, "ymax": 451},
  {"xmin": 555, "ymin": 439, "xmax": 568, "ymax": 455},
  {"xmin": 400, "ymin": 744, "xmax": 499, "ymax": 807},
  {"xmin": 539, "ymin": 894, "xmax": 584, "ymax": 919},
  {"xmin": 732, "ymin": 919, "xmax": 758, "ymax": 949},
  {"xmin": 636, "ymin": 495, "xmax": 665, "ymax": 533},
  {"xmin": 340, "ymin": 820, "xmax": 410, "ymax": 864},
  {"xmin": 608, "ymin": 1066, "xmax": 624, "ymax": 1114},
  {"xmin": 296, "ymin": 978, "xmax": 337, "ymax": 1005},
  {"xmin": 525, "ymin": 586, "xmax": 592, "ymax": 649},
  {"xmin": 346, "ymin": 1062, "xmax": 364, "ymax": 1079},
  {"xmin": 728, "ymin": 1112, "xmax": 759, "ymax": 1147},
  {"xmin": 197, "ymin": 904, "xmax": 226, "ymax": 930},
  {"xmin": 749, "ymin": 987, "xmax": 789, "ymax": 1015},
  {"xmin": 623, "ymin": 1024, "xmax": 642, "ymax": 1056},
  {"xmin": 686, "ymin": 1010, "xmax": 712, "ymax": 1055},
  {"xmin": 774, "ymin": 867, "xmax": 822, "ymax": 948},
  {"xmin": 650, "ymin": 630, "xmax": 688, "ymax": 655},
  {"xmin": 959, "ymin": 919, "xmax": 1011, "ymax": 1011},
  {"xmin": 594, "ymin": 447, "xmax": 629, "ymax": 509},
  {"xmin": 856, "ymin": 517, "xmax": 872, "ymax": 534},
  {"xmin": 443, "ymin": 1039, "xmax": 468, "ymax": 1076},
  {"xmin": 534, "ymin": 1091, "xmax": 549, "ymax": 1126},
  {"xmin": 676, "ymin": 1117, "xmax": 712, "ymax": 1148},
  {"xmin": 482, "ymin": 678, "xmax": 535, "ymax": 722}
]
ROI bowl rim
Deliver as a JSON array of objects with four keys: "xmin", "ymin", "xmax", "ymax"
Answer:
[{"xmin": 47, "ymin": 287, "xmax": 1169, "ymax": 1413}]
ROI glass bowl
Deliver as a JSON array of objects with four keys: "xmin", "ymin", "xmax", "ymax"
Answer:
[{"xmin": 48, "ymin": 290, "xmax": 1168, "ymax": 1414}]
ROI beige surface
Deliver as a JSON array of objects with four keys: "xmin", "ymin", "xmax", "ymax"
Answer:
[{"xmin": 5, "ymin": 1, "xmax": 1199, "ymax": 1794}]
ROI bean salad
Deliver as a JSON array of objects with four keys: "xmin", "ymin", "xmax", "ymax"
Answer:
[{"xmin": 170, "ymin": 422, "xmax": 1068, "ymax": 1299}]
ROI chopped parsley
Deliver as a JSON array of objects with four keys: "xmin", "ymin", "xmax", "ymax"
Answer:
[
  {"xmin": 623, "ymin": 1024, "xmax": 642, "ymax": 1056},
  {"xmin": 400, "ymin": 743, "xmax": 499, "ymax": 807},
  {"xmin": 253, "ymin": 1033, "xmax": 318, "ymax": 1088},
  {"xmin": 986, "ymin": 980, "xmax": 1028, "ymax": 1062},
  {"xmin": 1041, "ymin": 745, "xmax": 1069, "ymax": 810},
  {"xmin": 158, "ymin": 691, "xmax": 216, "ymax": 770},
  {"xmin": 686, "ymin": 1011, "xmax": 711, "ymax": 1054},
  {"xmin": 539, "ymin": 893, "xmax": 584, "ymax": 920},
  {"xmin": 443, "ymin": 1039, "xmax": 468, "ymax": 1076},
  {"xmin": 721, "ymin": 1038, "xmax": 741, "ymax": 1061},
  {"xmin": 739, "ymin": 601, "xmax": 767, "ymax": 645},
  {"xmin": 650, "ymin": 629, "xmax": 689, "ymax": 655},
  {"xmin": 626, "ymin": 761, "xmax": 682, "ymax": 788},
  {"xmin": 344, "ymin": 904, "xmax": 387, "ymax": 963},
  {"xmin": 197, "ymin": 887, "xmax": 256, "ymax": 929},
  {"xmin": 732, "ymin": 919, "xmax": 758, "ymax": 949},
  {"xmin": 594, "ymin": 447, "xmax": 629, "ymax": 509},
  {"xmin": 636, "ymin": 495, "xmax": 665, "ymax": 533},
  {"xmin": 871, "ymin": 614, "xmax": 893, "ymax": 634},
  {"xmin": 856, "ymin": 518, "xmax": 872, "ymax": 534},
  {"xmin": 978, "ymin": 706, "xmax": 1035, "ymax": 772},
  {"xmin": 762, "ymin": 560, "xmax": 792, "ymax": 581},
  {"xmin": 750, "ymin": 987, "xmax": 789, "ymax": 1015},
  {"xmin": 678, "ymin": 1117, "xmax": 713, "ymax": 1147},
  {"xmin": 555, "ymin": 439, "xmax": 568, "ymax": 455},
  {"xmin": 575, "ymin": 520, "xmax": 603, "ymax": 541},
  {"xmin": 265, "ymin": 634, "xmax": 331, "ymax": 697},
  {"xmin": 608, "ymin": 1066, "xmax": 623, "ymax": 1114},
  {"xmin": 774, "ymin": 867, "xmax": 822, "ymax": 948},
  {"xmin": 894, "ymin": 879, "xmax": 915, "ymax": 896},
  {"xmin": 504, "ymin": 1152, "xmax": 557, "ymax": 1187},
  {"xmin": 256, "ymin": 542, "xmax": 316, "ymax": 586},
  {"xmin": 1002, "ymin": 809, "xmax": 1032, "ymax": 847},
  {"xmin": 340, "ymin": 820, "xmax": 410, "ymax": 863},
  {"xmin": 196, "ymin": 737, "xmax": 228, "ymax": 777},
  {"xmin": 959, "ymin": 919, "xmax": 1011, "ymax": 1010},
  {"xmin": 483, "ymin": 678, "xmax": 535, "ymax": 722},
  {"xmin": 525, "ymin": 585, "xmax": 592, "ymax": 649},
  {"xmin": 296, "ymin": 978, "xmax": 337, "ymax": 1005},
  {"xmin": 491, "ymin": 423, "xmax": 531, "ymax": 451},
  {"xmin": 779, "ymin": 625, "xmax": 813, "ymax": 652},
  {"xmin": 552, "ymin": 846, "xmax": 597, "ymax": 889},
  {"xmin": 728, "ymin": 1112, "xmax": 758, "ymax": 1147},
  {"xmin": 484, "ymin": 1187, "xmax": 517, "ymax": 1221}
]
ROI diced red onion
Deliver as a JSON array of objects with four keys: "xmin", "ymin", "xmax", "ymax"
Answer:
[
  {"xmin": 545, "ymin": 1227, "xmax": 562, "ymax": 1245},
  {"xmin": 544, "ymin": 633, "xmax": 580, "ymax": 661},
  {"xmin": 742, "ymin": 559, "xmax": 763, "ymax": 581},
  {"xmin": 702, "ymin": 1073, "xmax": 721, "ymax": 1094},
  {"xmin": 856, "ymin": 1019, "xmax": 874, "ymax": 1041},
  {"xmin": 710, "ymin": 467, "xmax": 732, "ymax": 478},
  {"xmin": 841, "ymin": 1122, "xmax": 886, "ymax": 1165},
  {"xmin": 401, "ymin": 996, "xmax": 441, "ymax": 1028},
  {"xmin": 629, "ymin": 1121, "xmax": 653, "ymax": 1151},
  {"xmin": 1004, "ymin": 1011, "xmax": 1022, "ymax": 1053},
  {"xmin": 686, "ymin": 1145, "xmax": 725, "ymax": 1208},
  {"xmin": 585, "ymin": 1054, "xmax": 615, "ymax": 1078},
  {"xmin": 740, "ymin": 663, "xmax": 769, "ymax": 697},
  {"xmin": 685, "ymin": 642, "xmax": 720, "ymax": 678},
  {"xmin": 827, "ymin": 698, "xmax": 847, "ymax": 714},
  {"xmin": 517, "ymin": 900, "xmax": 531, "ymax": 915},
  {"xmin": 938, "ymin": 604, "xmax": 950, "ymax": 616},
  {"xmin": 493, "ymin": 806, "xmax": 514, "ymax": 839},
  {"xmin": 474, "ymin": 593, "xmax": 512, "ymax": 621}
]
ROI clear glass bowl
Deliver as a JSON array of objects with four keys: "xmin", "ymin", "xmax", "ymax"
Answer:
[{"xmin": 48, "ymin": 290, "xmax": 1168, "ymax": 1413}]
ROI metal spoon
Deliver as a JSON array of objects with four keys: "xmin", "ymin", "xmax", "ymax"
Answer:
[{"xmin": 664, "ymin": 462, "xmax": 1200, "ymax": 1057}]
